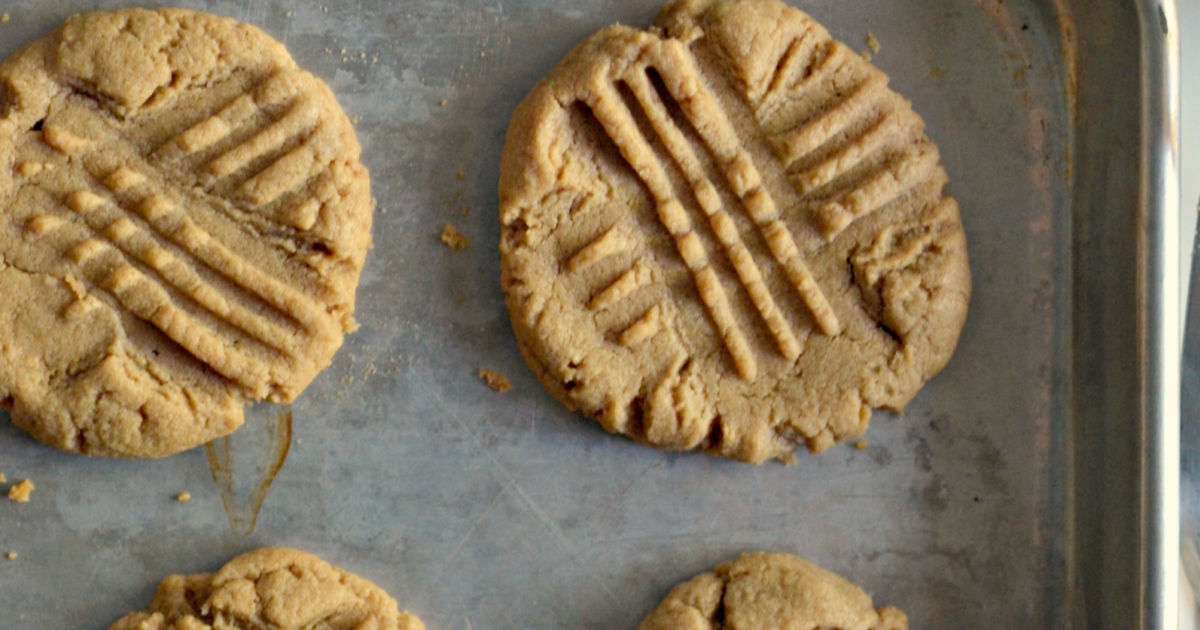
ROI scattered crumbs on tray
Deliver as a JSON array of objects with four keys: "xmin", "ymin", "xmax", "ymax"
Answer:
[
  {"xmin": 8, "ymin": 479, "xmax": 33, "ymax": 503},
  {"xmin": 340, "ymin": 374, "xmax": 355, "ymax": 385},
  {"xmin": 855, "ymin": 439, "xmax": 869, "ymax": 451},
  {"xmin": 175, "ymin": 492, "xmax": 191, "ymax": 503},
  {"xmin": 5, "ymin": 551, "xmax": 15, "ymax": 561},
  {"xmin": 866, "ymin": 32, "xmax": 881, "ymax": 54},
  {"xmin": 441, "ymin": 223, "xmax": 469, "ymax": 250},
  {"xmin": 363, "ymin": 363, "xmax": 377, "ymax": 378},
  {"xmin": 478, "ymin": 369, "xmax": 513, "ymax": 393}
]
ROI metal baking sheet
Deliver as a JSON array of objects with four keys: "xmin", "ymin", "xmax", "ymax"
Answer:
[{"xmin": 0, "ymin": 1, "xmax": 1179, "ymax": 628}]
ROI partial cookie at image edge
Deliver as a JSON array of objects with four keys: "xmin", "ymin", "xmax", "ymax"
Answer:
[
  {"xmin": 107, "ymin": 547, "xmax": 425, "ymax": 630},
  {"xmin": 638, "ymin": 552, "xmax": 907, "ymax": 630},
  {"xmin": 0, "ymin": 8, "xmax": 374, "ymax": 458}
]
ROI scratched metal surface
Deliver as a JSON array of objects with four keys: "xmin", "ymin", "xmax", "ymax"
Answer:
[{"xmin": 0, "ymin": 1, "xmax": 1075, "ymax": 628}]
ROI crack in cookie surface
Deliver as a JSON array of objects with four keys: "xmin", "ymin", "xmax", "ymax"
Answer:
[{"xmin": 637, "ymin": 552, "xmax": 908, "ymax": 630}]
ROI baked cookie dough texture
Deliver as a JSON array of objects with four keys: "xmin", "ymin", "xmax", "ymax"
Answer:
[
  {"xmin": 639, "ymin": 552, "xmax": 907, "ymax": 630},
  {"xmin": 108, "ymin": 548, "xmax": 424, "ymax": 630},
  {"xmin": 0, "ymin": 9, "xmax": 372, "ymax": 457},
  {"xmin": 499, "ymin": 0, "xmax": 970, "ymax": 463}
]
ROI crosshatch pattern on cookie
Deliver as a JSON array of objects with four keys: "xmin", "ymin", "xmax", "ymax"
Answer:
[
  {"xmin": 638, "ymin": 552, "xmax": 908, "ymax": 630},
  {"xmin": 500, "ymin": 0, "xmax": 970, "ymax": 463},
  {"xmin": 0, "ymin": 8, "xmax": 372, "ymax": 457}
]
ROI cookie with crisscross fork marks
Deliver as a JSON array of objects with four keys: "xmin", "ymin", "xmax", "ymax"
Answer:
[
  {"xmin": 0, "ymin": 9, "xmax": 372, "ymax": 457},
  {"xmin": 499, "ymin": 0, "xmax": 970, "ymax": 463}
]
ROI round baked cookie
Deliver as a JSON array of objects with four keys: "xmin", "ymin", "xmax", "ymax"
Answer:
[
  {"xmin": 638, "ymin": 552, "xmax": 907, "ymax": 630},
  {"xmin": 108, "ymin": 547, "xmax": 424, "ymax": 630},
  {"xmin": 0, "ymin": 9, "xmax": 372, "ymax": 456},
  {"xmin": 499, "ymin": 0, "xmax": 969, "ymax": 463}
]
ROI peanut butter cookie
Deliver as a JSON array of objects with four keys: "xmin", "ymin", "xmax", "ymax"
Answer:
[
  {"xmin": 639, "ymin": 552, "xmax": 906, "ymax": 630},
  {"xmin": 499, "ymin": 0, "xmax": 969, "ymax": 463},
  {"xmin": 109, "ymin": 548, "xmax": 424, "ymax": 630},
  {"xmin": 0, "ymin": 9, "xmax": 372, "ymax": 456}
]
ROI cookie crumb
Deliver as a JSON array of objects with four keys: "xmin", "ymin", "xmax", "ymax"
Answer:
[
  {"xmin": 0, "ymin": 473, "xmax": 5, "ymax": 483},
  {"xmin": 866, "ymin": 32, "xmax": 881, "ymax": 54},
  {"xmin": 8, "ymin": 479, "xmax": 33, "ymax": 503},
  {"xmin": 456, "ymin": 170, "xmax": 466, "ymax": 179},
  {"xmin": 175, "ymin": 491, "xmax": 191, "ymax": 503},
  {"xmin": 285, "ymin": 11, "xmax": 293, "ymax": 18},
  {"xmin": 439, "ymin": 99, "xmax": 448, "ymax": 107},
  {"xmin": 363, "ymin": 363, "xmax": 377, "ymax": 378},
  {"xmin": 441, "ymin": 223, "xmax": 469, "ymax": 250},
  {"xmin": 861, "ymin": 50, "xmax": 872, "ymax": 62},
  {"xmin": 349, "ymin": 116, "xmax": 361, "ymax": 124},
  {"xmin": 1, "ymin": 13, "xmax": 9, "ymax": 24},
  {"xmin": 478, "ymin": 369, "xmax": 512, "ymax": 393},
  {"xmin": 461, "ymin": 206, "xmax": 470, "ymax": 215},
  {"xmin": 5, "ymin": 551, "xmax": 15, "ymax": 561},
  {"xmin": 855, "ymin": 439, "xmax": 868, "ymax": 451}
]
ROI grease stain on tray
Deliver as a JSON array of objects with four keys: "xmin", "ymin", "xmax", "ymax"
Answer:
[{"xmin": 206, "ymin": 405, "xmax": 293, "ymax": 536}]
